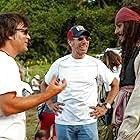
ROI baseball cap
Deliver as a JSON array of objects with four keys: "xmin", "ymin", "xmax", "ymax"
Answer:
[{"xmin": 67, "ymin": 25, "xmax": 90, "ymax": 40}]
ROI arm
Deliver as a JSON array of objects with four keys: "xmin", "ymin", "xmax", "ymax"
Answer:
[
  {"xmin": 40, "ymin": 80, "xmax": 53, "ymax": 106},
  {"xmin": 105, "ymin": 77, "xmax": 119, "ymax": 105},
  {"xmin": 90, "ymin": 77, "xmax": 119, "ymax": 118},
  {"xmin": 0, "ymin": 75, "xmax": 66, "ymax": 116},
  {"xmin": 40, "ymin": 80, "xmax": 64, "ymax": 115}
]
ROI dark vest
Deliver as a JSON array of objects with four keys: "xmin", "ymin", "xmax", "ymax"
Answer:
[{"xmin": 120, "ymin": 48, "xmax": 140, "ymax": 87}]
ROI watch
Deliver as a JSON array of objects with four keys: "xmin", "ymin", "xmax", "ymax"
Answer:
[{"xmin": 103, "ymin": 102, "xmax": 111, "ymax": 110}]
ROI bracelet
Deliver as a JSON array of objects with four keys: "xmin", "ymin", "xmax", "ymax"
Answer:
[{"xmin": 102, "ymin": 102, "xmax": 111, "ymax": 110}]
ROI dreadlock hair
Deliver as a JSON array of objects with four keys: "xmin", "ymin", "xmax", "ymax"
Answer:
[
  {"xmin": 102, "ymin": 50, "xmax": 122, "ymax": 72},
  {"xmin": 121, "ymin": 5, "xmax": 140, "ymax": 64}
]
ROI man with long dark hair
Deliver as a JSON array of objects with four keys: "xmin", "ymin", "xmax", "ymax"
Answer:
[{"xmin": 111, "ymin": 5, "xmax": 140, "ymax": 140}]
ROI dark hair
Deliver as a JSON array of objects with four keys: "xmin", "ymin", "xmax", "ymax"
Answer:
[
  {"xmin": 121, "ymin": 6, "xmax": 140, "ymax": 64},
  {"xmin": 35, "ymin": 130, "xmax": 49, "ymax": 139},
  {"xmin": 0, "ymin": 12, "xmax": 29, "ymax": 48},
  {"xmin": 102, "ymin": 50, "xmax": 122, "ymax": 72}
]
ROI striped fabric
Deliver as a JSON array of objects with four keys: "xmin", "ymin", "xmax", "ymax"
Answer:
[{"xmin": 111, "ymin": 85, "xmax": 134, "ymax": 139}]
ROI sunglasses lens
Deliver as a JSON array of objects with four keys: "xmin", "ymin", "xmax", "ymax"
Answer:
[
  {"xmin": 24, "ymin": 29, "xmax": 28, "ymax": 35},
  {"xmin": 16, "ymin": 29, "xmax": 28, "ymax": 35},
  {"xmin": 78, "ymin": 37, "xmax": 90, "ymax": 41},
  {"xmin": 78, "ymin": 37, "xmax": 84, "ymax": 41}
]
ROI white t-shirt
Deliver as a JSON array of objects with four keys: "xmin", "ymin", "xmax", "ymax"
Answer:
[
  {"xmin": 31, "ymin": 78, "xmax": 40, "ymax": 91},
  {"xmin": 0, "ymin": 52, "xmax": 26, "ymax": 140},
  {"xmin": 45, "ymin": 54, "xmax": 115, "ymax": 125},
  {"xmin": 21, "ymin": 81, "xmax": 33, "ymax": 96},
  {"xmin": 104, "ymin": 65, "xmax": 121, "ymax": 92}
]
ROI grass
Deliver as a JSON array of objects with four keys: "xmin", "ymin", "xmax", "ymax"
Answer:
[{"xmin": 26, "ymin": 107, "xmax": 39, "ymax": 140}]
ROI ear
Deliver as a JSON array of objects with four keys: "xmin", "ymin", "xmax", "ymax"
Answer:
[
  {"xmin": 8, "ymin": 36, "xmax": 14, "ymax": 40},
  {"xmin": 68, "ymin": 39, "xmax": 73, "ymax": 47}
]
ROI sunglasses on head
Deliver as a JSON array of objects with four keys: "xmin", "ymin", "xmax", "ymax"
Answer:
[
  {"xmin": 16, "ymin": 28, "xmax": 29, "ymax": 35},
  {"xmin": 73, "ymin": 36, "xmax": 91, "ymax": 41}
]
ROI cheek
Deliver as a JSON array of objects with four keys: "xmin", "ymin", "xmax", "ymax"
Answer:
[{"xmin": 120, "ymin": 27, "xmax": 124, "ymax": 34}]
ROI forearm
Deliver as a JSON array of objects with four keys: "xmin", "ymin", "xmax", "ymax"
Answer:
[
  {"xmin": 105, "ymin": 78, "xmax": 119, "ymax": 105},
  {"xmin": 0, "ymin": 91, "xmax": 55, "ymax": 116},
  {"xmin": 40, "ymin": 80, "xmax": 53, "ymax": 105},
  {"xmin": 0, "ymin": 75, "xmax": 66, "ymax": 116}
]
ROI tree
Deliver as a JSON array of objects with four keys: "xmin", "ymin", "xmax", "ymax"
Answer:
[{"xmin": 0, "ymin": 0, "xmax": 127, "ymax": 63}]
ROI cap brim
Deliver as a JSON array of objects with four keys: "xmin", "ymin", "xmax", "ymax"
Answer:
[{"xmin": 74, "ymin": 30, "xmax": 90, "ymax": 38}]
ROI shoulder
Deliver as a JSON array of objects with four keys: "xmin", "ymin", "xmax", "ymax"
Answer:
[
  {"xmin": 85, "ymin": 55, "xmax": 102, "ymax": 63},
  {"xmin": 135, "ymin": 51, "xmax": 140, "ymax": 63},
  {"xmin": 134, "ymin": 52, "xmax": 140, "ymax": 70},
  {"xmin": 0, "ymin": 52, "xmax": 17, "ymax": 66},
  {"xmin": 50, "ymin": 54, "xmax": 71, "ymax": 67},
  {"xmin": 86, "ymin": 55, "xmax": 107, "ymax": 69},
  {"xmin": 54, "ymin": 54, "xmax": 71, "ymax": 63}
]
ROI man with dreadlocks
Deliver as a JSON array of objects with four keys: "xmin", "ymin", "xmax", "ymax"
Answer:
[{"xmin": 111, "ymin": 5, "xmax": 140, "ymax": 140}]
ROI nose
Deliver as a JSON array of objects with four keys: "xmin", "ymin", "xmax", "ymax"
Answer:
[
  {"xmin": 27, "ymin": 33, "xmax": 31, "ymax": 40},
  {"xmin": 115, "ymin": 26, "xmax": 118, "ymax": 35},
  {"xmin": 82, "ymin": 37, "xmax": 87, "ymax": 42}
]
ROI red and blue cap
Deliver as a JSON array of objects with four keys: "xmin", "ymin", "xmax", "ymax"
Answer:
[{"xmin": 67, "ymin": 25, "xmax": 90, "ymax": 40}]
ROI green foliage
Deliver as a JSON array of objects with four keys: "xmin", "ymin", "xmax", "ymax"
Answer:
[
  {"xmin": 75, "ymin": 6, "xmax": 117, "ymax": 54},
  {"xmin": 26, "ymin": 108, "xmax": 38, "ymax": 140},
  {"xmin": 0, "ymin": 0, "xmax": 139, "ymax": 63},
  {"xmin": 0, "ymin": 0, "xmax": 117, "ymax": 62},
  {"xmin": 0, "ymin": 1, "xmax": 138, "ymax": 139},
  {"xmin": 27, "ymin": 63, "xmax": 51, "ymax": 82}
]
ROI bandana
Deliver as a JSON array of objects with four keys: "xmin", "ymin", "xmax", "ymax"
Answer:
[{"xmin": 115, "ymin": 7, "xmax": 140, "ymax": 25}]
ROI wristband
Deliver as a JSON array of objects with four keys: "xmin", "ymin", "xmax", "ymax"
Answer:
[{"xmin": 103, "ymin": 102, "xmax": 111, "ymax": 109}]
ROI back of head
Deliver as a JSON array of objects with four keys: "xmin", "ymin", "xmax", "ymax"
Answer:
[
  {"xmin": 35, "ymin": 130, "xmax": 48, "ymax": 140},
  {"xmin": 0, "ymin": 12, "xmax": 29, "ymax": 48},
  {"xmin": 103, "ymin": 50, "xmax": 122, "ymax": 71}
]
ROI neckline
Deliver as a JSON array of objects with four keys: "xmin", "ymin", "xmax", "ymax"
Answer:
[{"xmin": 0, "ymin": 50, "xmax": 9, "ymax": 56}]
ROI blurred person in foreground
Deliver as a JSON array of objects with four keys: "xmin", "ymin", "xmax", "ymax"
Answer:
[
  {"xmin": 41, "ymin": 25, "xmax": 119, "ymax": 140},
  {"xmin": 0, "ymin": 12, "xmax": 66, "ymax": 140},
  {"xmin": 111, "ymin": 5, "xmax": 140, "ymax": 140}
]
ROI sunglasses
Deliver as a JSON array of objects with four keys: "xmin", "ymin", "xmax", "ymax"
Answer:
[
  {"xmin": 16, "ymin": 28, "xmax": 29, "ymax": 35},
  {"xmin": 73, "ymin": 36, "xmax": 91, "ymax": 41}
]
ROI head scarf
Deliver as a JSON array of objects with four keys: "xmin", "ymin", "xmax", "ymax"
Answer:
[{"xmin": 115, "ymin": 7, "xmax": 140, "ymax": 25}]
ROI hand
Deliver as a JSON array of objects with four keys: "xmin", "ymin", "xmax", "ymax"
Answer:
[
  {"xmin": 89, "ymin": 105, "xmax": 107, "ymax": 119},
  {"xmin": 48, "ymin": 102, "xmax": 65, "ymax": 116},
  {"xmin": 45, "ymin": 75, "xmax": 67, "ymax": 98}
]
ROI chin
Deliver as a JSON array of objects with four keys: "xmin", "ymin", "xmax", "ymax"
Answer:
[
  {"xmin": 118, "ymin": 36, "xmax": 125, "ymax": 43},
  {"xmin": 24, "ymin": 46, "xmax": 28, "ymax": 51}
]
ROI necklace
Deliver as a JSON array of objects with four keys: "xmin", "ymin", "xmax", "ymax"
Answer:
[{"xmin": 0, "ymin": 50, "xmax": 9, "ymax": 56}]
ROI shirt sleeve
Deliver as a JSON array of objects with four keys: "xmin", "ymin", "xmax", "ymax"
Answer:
[
  {"xmin": 0, "ymin": 57, "xmax": 20, "ymax": 95},
  {"xmin": 45, "ymin": 59, "xmax": 60, "ymax": 85},
  {"xmin": 97, "ymin": 60, "xmax": 115, "ymax": 86}
]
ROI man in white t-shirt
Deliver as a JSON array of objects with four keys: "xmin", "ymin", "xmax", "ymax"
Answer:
[
  {"xmin": 42, "ymin": 25, "xmax": 119, "ymax": 140},
  {"xmin": 0, "ymin": 13, "xmax": 67, "ymax": 140}
]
